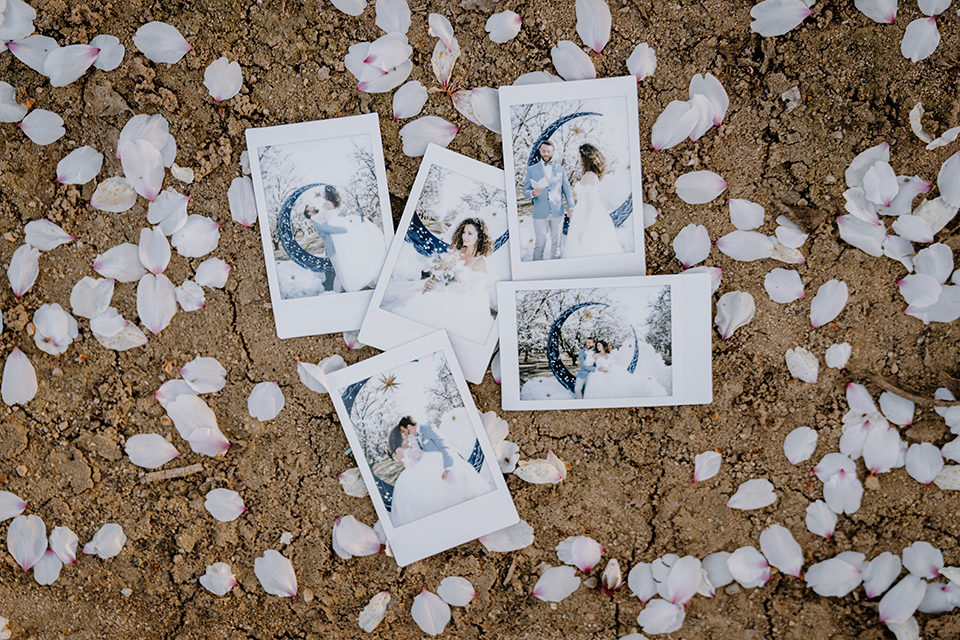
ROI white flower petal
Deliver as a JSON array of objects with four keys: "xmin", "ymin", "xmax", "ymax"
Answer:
[
  {"xmin": 879, "ymin": 575, "xmax": 927, "ymax": 624},
  {"xmin": 33, "ymin": 303, "xmax": 78, "ymax": 355},
  {"xmin": 134, "ymin": 22, "xmax": 192, "ymax": 64},
  {"xmin": 729, "ymin": 198, "xmax": 765, "ymax": 230},
  {"xmin": 514, "ymin": 458, "xmax": 563, "ymax": 484},
  {"xmin": 93, "ymin": 243, "xmax": 145, "ymax": 282},
  {"xmin": 862, "ymin": 424, "xmax": 901, "ymax": 475},
  {"xmin": 750, "ymin": 0, "xmax": 813, "ymax": 36},
  {"xmin": 125, "ymin": 433, "xmax": 179, "ymax": 469},
  {"xmin": 337, "ymin": 468, "xmax": 368, "ymax": 497},
  {"xmin": 672, "ymin": 223, "xmax": 710, "ymax": 268},
  {"xmin": 0, "ymin": 80, "xmax": 28, "ymax": 123},
  {"xmin": 915, "ymin": 243, "xmax": 954, "ymax": 284},
  {"xmin": 892, "ymin": 215, "xmax": 934, "ymax": 244},
  {"xmin": 689, "ymin": 72, "xmax": 728, "ymax": 127},
  {"xmin": 810, "ymin": 279, "xmax": 848, "ymax": 328},
  {"xmin": 138, "ymin": 227, "xmax": 170, "ymax": 275},
  {"xmin": 437, "ymin": 576, "xmax": 476, "ymax": 607},
  {"xmin": 117, "ymin": 114, "xmax": 176, "ymax": 166},
  {"xmin": 937, "ymin": 151, "xmax": 960, "ymax": 209},
  {"xmin": 7, "ymin": 35, "xmax": 58, "ymax": 74},
  {"xmin": 175, "ymin": 279, "xmax": 205, "ymax": 312},
  {"xmin": 675, "ymin": 170, "xmax": 728, "ymax": 204},
  {"xmin": 684, "ymin": 265, "xmax": 723, "ymax": 293},
  {"xmin": 91, "ymin": 308, "xmax": 148, "ymax": 351},
  {"xmin": 884, "ymin": 235, "xmax": 916, "ymax": 271},
  {"xmin": 203, "ymin": 57, "xmax": 242, "ymax": 103},
  {"xmin": 204, "ymin": 488, "xmax": 246, "ymax": 522},
  {"xmin": 666, "ymin": 556, "xmax": 702, "ymax": 605},
  {"xmin": 154, "ymin": 379, "xmax": 198, "ymax": 409},
  {"xmin": 56, "ymin": 146, "xmax": 103, "ymax": 185},
  {"xmin": 919, "ymin": 0, "xmax": 951, "ymax": 14},
  {"xmin": 759, "ymin": 524, "xmax": 803, "ymax": 577},
  {"xmin": 478, "ymin": 520, "xmax": 534, "ymax": 552},
  {"xmin": 626, "ymin": 42, "xmax": 656, "ymax": 80},
  {"xmin": 784, "ymin": 426, "xmax": 818, "ymax": 465},
  {"xmin": 813, "ymin": 452, "xmax": 857, "ymax": 483},
  {"xmin": 470, "ymin": 87, "xmax": 501, "ymax": 134},
  {"xmin": 485, "ymin": 10, "xmax": 521, "ymax": 43},
  {"xmin": 428, "ymin": 13, "xmax": 455, "ymax": 50},
  {"xmin": 391, "ymin": 80, "xmax": 427, "ymax": 120},
  {"xmin": 823, "ymin": 467, "xmax": 863, "ymax": 514},
  {"xmin": 199, "ymin": 562, "xmax": 236, "ymax": 596},
  {"xmin": 2, "ymin": 347, "xmax": 37, "ymax": 406},
  {"xmin": 296, "ymin": 355, "xmax": 346, "ymax": 394},
  {"xmin": 375, "ymin": 0, "xmax": 410, "ymax": 33},
  {"xmin": 901, "ymin": 17, "xmax": 939, "ymax": 63},
  {"xmin": 248, "ymin": 381, "xmax": 284, "ymax": 421},
  {"xmin": 90, "ymin": 176, "xmax": 138, "ymax": 213},
  {"xmin": 846, "ymin": 142, "xmax": 890, "ymax": 189},
  {"xmin": 120, "ymin": 139, "xmax": 164, "ymax": 202},
  {"xmin": 82, "ymin": 523, "xmax": 126, "ymax": 559},
  {"xmin": 637, "ymin": 599, "xmax": 685, "ymax": 634},
  {"xmin": 18, "ymin": 109, "xmax": 64, "ymax": 145},
  {"xmin": 7, "ymin": 244, "xmax": 40, "ymax": 297},
  {"xmin": 882, "ymin": 175, "xmax": 933, "ymax": 216},
  {"xmin": 863, "ymin": 552, "xmax": 902, "ymax": 598},
  {"xmin": 195, "ymin": 258, "xmax": 232, "ymax": 288},
  {"xmin": 556, "ymin": 535, "xmax": 603, "ymax": 573},
  {"xmin": 725, "ymin": 478, "xmax": 777, "ymax": 510},
  {"xmin": 429, "ymin": 37, "xmax": 458, "ymax": 89},
  {"xmin": 650, "ymin": 100, "xmax": 699, "ymax": 151},
  {"xmin": 43, "ymin": 44, "xmax": 98, "ymax": 87},
  {"xmin": 905, "ymin": 284, "xmax": 960, "ymax": 323},
  {"xmin": 513, "ymin": 71, "xmax": 563, "ymax": 85},
  {"xmin": 551, "ymin": 40, "xmax": 596, "ymax": 81},
  {"xmin": 716, "ymin": 230, "xmax": 774, "ymax": 261},
  {"xmin": 180, "ymin": 356, "xmax": 226, "ymax": 393},
  {"xmin": 805, "ymin": 500, "xmax": 837, "ymax": 539},
  {"xmin": 171, "ymin": 163, "xmax": 194, "ymax": 183},
  {"xmin": 714, "ymin": 291, "xmax": 755, "ymax": 340},
  {"xmin": 532, "ymin": 565, "xmax": 581, "ymax": 602},
  {"xmin": 49, "ymin": 526, "xmax": 78, "ymax": 564},
  {"xmin": 172, "ymin": 215, "xmax": 220, "ymax": 257},
  {"xmin": 897, "ymin": 273, "xmax": 940, "ymax": 308},
  {"xmin": 359, "ymin": 591, "xmax": 390, "ymax": 631},
  {"xmin": 903, "ymin": 541, "xmax": 944, "ymax": 580},
  {"xmin": 805, "ymin": 556, "xmax": 863, "ymax": 597},
  {"xmin": 410, "ymin": 589, "xmax": 451, "ymax": 635},
  {"xmin": 254, "ymin": 549, "xmax": 297, "ymax": 597},
  {"xmin": 693, "ymin": 450, "xmax": 722, "ymax": 482},
  {"xmin": 0, "ymin": 491, "xmax": 27, "ymax": 522},
  {"xmin": 33, "ymin": 548, "xmax": 62, "ymax": 585},
  {"xmin": 24, "ymin": 219, "xmax": 73, "ymax": 252},
  {"xmin": 398, "ymin": 116, "xmax": 458, "ymax": 157},
  {"xmin": 7, "ymin": 514, "xmax": 46, "ymax": 571},
  {"xmin": 90, "ymin": 34, "xmax": 124, "ymax": 71},
  {"xmin": 764, "ymin": 268, "xmax": 805, "ymax": 303},
  {"xmin": 575, "ymin": 0, "xmax": 611, "ymax": 53},
  {"xmin": 855, "ymin": 0, "xmax": 897, "ymax": 23},
  {"xmin": 226, "ymin": 176, "xmax": 257, "ymax": 228},
  {"xmin": 137, "ymin": 273, "xmax": 177, "ymax": 335},
  {"xmin": 188, "ymin": 427, "xmax": 231, "ymax": 457},
  {"xmin": 837, "ymin": 213, "xmax": 885, "ymax": 256},
  {"xmin": 628, "ymin": 562, "xmax": 658, "ymax": 602},
  {"xmin": 333, "ymin": 515, "xmax": 380, "ymax": 557},
  {"xmin": 825, "ymin": 342, "xmax": 851, "ymax": 370}
]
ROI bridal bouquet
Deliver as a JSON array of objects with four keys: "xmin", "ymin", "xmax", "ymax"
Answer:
[{"xmin": 423, "ymin": 252, "xmax": 459, "ymax": 292}]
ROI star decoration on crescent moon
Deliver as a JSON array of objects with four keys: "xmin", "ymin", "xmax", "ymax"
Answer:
[
  {"xmin": 582, "ymin": 310, "xmax": 594, "ymax": 319},
  {"xmin": 378, "ymin": 374, "xmax": 400, "ymax": 391},
  {"xmin": 312, "ymin": 189, "xmax": 324, "ymax": 199}
]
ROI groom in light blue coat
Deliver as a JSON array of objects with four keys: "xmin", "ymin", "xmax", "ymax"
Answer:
[
  {"xmin": 574, "ymin": 337, "xmax": 597, "ymax": 399},
  {"xmin": 522, "ymin": 140, "xmax": 574, "ymax": 260},
  {"xmin": 399, "ymin": 416, "xmax": 455, "ymax": 481}
]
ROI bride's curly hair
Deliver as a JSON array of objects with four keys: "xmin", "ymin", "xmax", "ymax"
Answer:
[
  {"xmin": 451, "ymin": 217, "xmax": 491, "ymax": 256},
  {"xmin": 579, "ymin": 144, "xmax": 606, "ymax": 179}
]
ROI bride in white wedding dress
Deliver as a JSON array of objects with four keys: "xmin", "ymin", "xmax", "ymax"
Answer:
[
  {"xmin": 562, "ymin": 144, "xmax": 624, "ymax": 259},
  {"xmin": 583, "ymin": 340, "xmax": 668, "ymax": 399}
]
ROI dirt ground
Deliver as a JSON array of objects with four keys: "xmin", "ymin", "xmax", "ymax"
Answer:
[{"xmin": 1, "ymin": 0, "xmax": 959, "ymax": 638}]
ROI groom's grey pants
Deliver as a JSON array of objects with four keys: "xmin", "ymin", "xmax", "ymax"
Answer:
[
  {"xmin": 574, "ymin": 375, "xmax": 588, "ymax": 399},
  {"xmin": 533, "ymin": 215, "xmax": 564, "ymax": 260}
]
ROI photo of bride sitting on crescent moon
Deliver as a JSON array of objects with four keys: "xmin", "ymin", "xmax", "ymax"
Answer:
[
  {"xmin": 514, "ymin": 285, "xmax": 673, "ymax": 401},
  {"xmin": 379, "ymin": 165, "xmax": 510, "ymax": 345},
  {"xmin": 509, "ymin": 96, "xmax": 636, "ymax": 262}
]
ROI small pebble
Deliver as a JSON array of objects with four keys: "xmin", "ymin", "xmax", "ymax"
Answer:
[
  {"xmin": 16, "ymin": 465, "xmax": 27, "ymax": 477},
  {"xmin": 865, "ymin": 475, "xmax": 880, "ymax": 491},
  {"xmin": 121, "ymin": 588, "xmax": 132, "ymax": 597},
  {"xmin": 302, "ymin": 588, "xmax": 314, "ymax": 603}
]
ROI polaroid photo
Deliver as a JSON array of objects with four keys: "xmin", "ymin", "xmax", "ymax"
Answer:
[
  {"xmin": 499, "ymin": 75, "xmax": 646, "ymax": 281},
  {"xmin": 246, "ymin": 113, "xmax": 395, "ymax": 338},
  {"xmin": 360, "ymin": 145, "xmax": 510, "ymax": 384},
  {"xmin": 497, "ymin": 273, "xmax": 713, "ymax": 410},
  {"xmin": 326, "ymin": 331, "xmax": 519, "ymax": 567}
]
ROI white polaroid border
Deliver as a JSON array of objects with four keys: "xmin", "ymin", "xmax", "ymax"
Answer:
[
  {"xmin": 360, "ymin": 145, "xmax": 509, "ymax": 384},
  {"xmin": 325, "ymin": 331, "xmax": 519, "ymax": 567},
  {"xmin": 246, "ymin": 113, "xmax": 395, "ymax": 338},
  {"xmin": 499, "ymin": 76, "xmax": 646, "ymax": 281},
  {"xmin": 497, "ymin": 273, "xmax": 712, "ymax": 410}
]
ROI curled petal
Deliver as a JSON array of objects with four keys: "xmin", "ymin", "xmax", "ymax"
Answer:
[
  {"xmin": 204, "ymin": 488, "xmax": 246, "ymax": 522},
  {"xmin": 810, "ymin": 279, "xmax": 848, "ymax": 327},
  {"xmin": 725, "ymin": 478, "xmax": 776, "ymax": 510},
  {"xmin": 675, "ymin": 170, "xmax": 728, "ymax": 204},
  {"xmin": 18, "ymin": 109, "xmax": 65, "ymax": 145},
  {"xmin": 428, "ymin": 13, "xmax": 455, "ymax": 51},
  {"xmin": 601, "ymin": 558, "xmax": 624, "ymax": 595},
  {"xmin": 879, "ymin": 392, "xmax": 914, "ymax": 426},
  {"xmin": 399, "ymin": 116, "xmax": 457, "ymax": 157},
  {"xmin": 551, "ymin": 40, "xmax": 596, "ymax": 81},
  {"xmin": 714, "ymin": 291, "xmax": 755, "ymax": 340},
  {"xmin": 254, "ymin": 550, "xmax": 297, "ymax": 597},
  {"xmin": 33, "ymin": 303, "xmax": 78, "ymax": 356},
  {"xmin": 391, "ymin": 80, "xmax": 427, "ymax": 120},
  {"xmin": 937, "ymin": 151, "xmax": 960, "ymax": 208},
  {"xmin": 90, "ymin": 176, "xmax": 138, "ymax": 213},
  {"xmin": 203, "ymin": 57, "xmax": 242, "ymax": 103},
  {"xmin": 805, "ymin": 500, "xmax": 837, "ymax": 540},
  {"xmin": 437, "ymin": 576, "xmax": 476, "ymax": 607},
  {"xmin": 693, "ymin": 450, "xmax": 721, "ymax": 482},
  {"xmin": 359, "ymin": 591, "xmax": 391, "ymax": 632},
  {"xmin": 750, "ymin": 0, "xmax": 813, "ymax": 37},
  {"xmin": 637, "ymin": 599, "xmax": 685, "ymax": 635},
  {"xmin": 556, "ymin": 535, "xmax": 603, "ymax": 573},
  {"xmin": 532, "ymin": 565, "xmax": 581, "ymax": 602},
  {"xmin": 82, "ymin": 523, "xmax": 126, "ymax": 559},
  {"xmin": 337, "ymin": 468, "xmax": 369, "ymax": 497},
  {"xmin": 901, "ymin": 17, "xmax": 939, "ymax": 63},
  {"xmin": 134, "ymin": 22, "xmax": 192, "ymax": 64},
  {"xmin": 575, "ymin": 0, "xmax": 611, "ymax": 54},
  {"xmin": 626, "ymin": 42, "xmax": 656, "ymax": 80},
  {"xmin": 7, "ymin": 244, "xmax": 40, "ymax": 297},
  {"xmin": 200, "ymin": 562, "xmax": 237, "ymax": 596},
  {"xmin": 485, "ymin": 10, "xmax": 521, "ymax": 43},
  {"xmin": 57, "ymin": 146, "xmax": 103, "ymax": 185},
  {"xmin": 785, "ymin": 347, "xmax": 818, "ymax": 384},
  {"xmin": 513, "ymin": 458, "xmax": 563, "ymax": 484},
  {"xmin": 248, "ymin": 381, "xmax": 284, "ymax": 421},
  {"xmin": 477, "ymin": 520, "xmax": 534, "ymax": 552},
  {"xmin": 125, "ymin": 434, "xmax": 179, "ymax": 469},
  {"xmin": 2, "ymin": 347, "xmax": 38, "ymax": 406},
  {"xmin": 297, "ymin": 355, "xmax": 346, "ymax": 394}
]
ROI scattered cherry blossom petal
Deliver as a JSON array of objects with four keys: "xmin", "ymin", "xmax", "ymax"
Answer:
[
  {"xmin": 532, "ymin": 565, "xmax": 581, "ymax": 602},
  {"xmin": 195, "ymin": 258, "xmax": 231, "ymax": 288},
  {"xmin": 392, "ymin": 80, "xmax": 427, "ymax": 120},
  {"xmin": 137, "ymin": 273, "xmax": 177, "ymax": 335},
  {"xmin": 805, "ymin": 555, "xmax": 863, "ymax": 597},
  {"xmin": 725, "ymin": 478, "xmax": 776, "ymax": 510},
  {"xmin": 2, "ymin": 347, "xmax": 37, "ymax": 406},
  {"xmin": 666, "ymin": 556, "xmax": 702, "ymax": 605},
  {"xmin": 359, "ymin": 591, "xmax": 390, "ymax": 632},
  {"xmin": 24, "ymin": 220, "xmax": 73, "ymax": 252},
  {"xmin": 837, "ymin": 213, "xmax": 885, "ymax": 256},
  {"xmin": 49, "ymin": 526, "xmax": 77, "ymax": 564},
  {"xmin": 810, "ymin": 279, "xmax": 848, "ymax": 327},
  {"xmin": 684, "ymin": 265, "xmax": 723, "ymax": 293},
  {"xmin": 93, "ymin": 243, "xmax": 144, "ymax": 282},
  {"xmin": 120, "ymin": 139, "xmax": 164, "ymax": 202},
  {"xmin": 764, "ymin": 268, "xmax": 805, "ymax": 303},
  {"xmin": 437, "ymin": 576, "xmax": 475, "ymax": 607},
  {"xmin": 628, "ymin": 562, "xmax": 657, "ymax": 602},
  {"xmin": 187, "ymin": 427, "xmax": 231, "ymax": 457},
  {"xmin": 892, "ymin": 215, "xmax": 935, "ymax": 244},
  {"xmin": 7, "ymin": 35, "xmax": 56, "ymax": 74},
  {"xmin": 637, "ymin": 598, "xmax": 685, "ymax": 634},
  {"xmin": 675, "ymin": 170, "xmax": 728, "ymax": 204},
  {"xmin": 651, "ymin": 100, "xmax": 699, "ymax": 151},
  {"xmin": 879, "ymin": 575, "xmax": 927, "ymax": 624},
  {"xmin": 43, "ymin": 44, "xmax": 98, "ymax": 87},
  {"xmin": 32, "ymin": 548, "xmax": 61, "ymax": 585},
  {"xmin": 557, "ymin": 535, "xmax": 603, "ymax": 573},
  {"xmin": 171, "ymin": 163, "xmax": 194, "ymax": 183},
  {"xmin": 138, "ymin": 227, "xmax": 170, "ymax": 276},
  {"xmin": 673, "ymin": 224, "xmax": 710, "ymax": 268},
  {"xmin": 729, "ymin": 198, "xmax": 765, "ymax": 230},
  {"xmin": 626, "ymin": 42, "xmax": 656, "ymax": 80},
  {"xmin": 863, "ymin": 552, "xmax": 903, "ymax": 599},
  {"xmin": 134, "ymin": 22, "xmax": 192, "ymax": 64},
  {"xmin": 551, "ymin": 40, "xmax": 596, "ymax": 81},
  {"xmin": 689, "ymin": 72, "xmax": 728, "ymax": 128},
  {"xmin": 759, "ymin": 524, "xmax": 803, "ymax": 577},
  {"xmin": 56, "ymin": 146, "xmax": 103, "ymax": 185},
  {"xmin": 478, "ymin": 519, "xmax": 534, "ymax": 552},
  {"xmin": 175, "ymin": 280, "xmax": 205, "ymax": 312},
  {"xmin": 91, "ymin": 308, "xmax": 148, "ymax": 351},
  {"xmin": 486, "ymin": 10, "xmax": 521, "ymax": 43},
  {"xmin": 254, "ymin": 549, "xmax": 297, "ymax": 597},
  {"xmin": 7, "ymin": 244, "xmax": 39, "ymax": 298},
  {"xmin": 575, "ymin": 0, "xmax": 611, "ymax": 54},
  {"xmin": 297, "ymin": 355, "xmax": 346, "ymax": 394},
  {"xmin": 248, "ymin": 381, "xmax": 284, "ymax": 421},
  {"xmin": 399, "ymin": 116, "xmax": 458, "ymax": 157},
  {"xmin": 601, "ymin": 558, "xmax": 624, "ymax": 595},
  {"xmin": 90, "ymin": 176, "xmax": 137, "ymax": 213},
  {"xmin": 33, "ymin": 303, "xmax": 78, "ymax": 355},
  {"xmin": 125, "ymin": 433, "xmax": 179, "ymax": 469},
  {"xmin": 716, "ymin": 230, "xmax": 774, "ymax": 262},
  {"xmin": 856, "ymin": 0, "xmax": 897, "ymax": 24},
  {"xmin": 0, "ymin": 81, "xmax": 28, "ymax": 123},
  {"xmin": 408, "ymin": 589, "xmax": 450, "ymax": 636},
  {"xmin": 225, "ymin": 176, "xmax": 257, "ymax": 228},
  {"xmin": 750, "ymin": 0, "xmax": 813, "ymax": 37},
  {"xmin": 805, "ymin": 500, "xmax": 837, "ymax": 539},
  {"xmin": 172, "ymin": 215, "xmax": 220, "ymax": 257},
  {"xmin": 428, "ymin": 13, "xmax": 455, "ymax": 51},
  {"xmin": 0, "ymin": 492, "xmax": 27, "ymax": 522},
  {"xmin": 89, "ymin": 34, "xmax": 124, "ymax": 71},
  {"xmin": 180, "ymin": 356, "xmax": 226, "ymax": 394},
  {"xmin": 823, "ymin": 467, "xmax": 863, "ymax": 514},
  {"xmin": 204, "ymin": 57, "xmax": 242, "ymax": 103},
  {"xmin": 934, "ymin": 465, "xmax": 960, "ymax": 489},
  {"xmin": 18, "ymin": 109, "xmax": 64, "ymax": 145},
  {"xmin": 337, "ymin": 468, "xmax": 368, "ymax": 497},
  {"xmin": 898, "ymin": 273, "xmax": 941, "ymax": 308},
  {"xmin": 919, "ymin": 0, "xmax": 952, "ymax": 14},
  {"xmin": 82, "ymin": 523, "xmax": 126, "ymax": 559},
  {"xmin": 205, "ymin": 488, "xmax": 246, "ymax": 522},
  {"xmin": 693, "ymin": 450, "xmax": 721, "ymax": 483},
  {"xmin": 901, "ymin": 17, "xmax": 939, "ymax": 63},
  {"xmin": 784, "ymin": 427, "xmax": 818, "ymax": 465},
  {"xmin": 332, "ymin": 515, "xmax": 380, "ymax": 559},
  {"xmin": 902, "ymin": 541, "xmax": 944, "ymax": 580},
  {"xmin": 714, "ymin": 291, "xmax": 755, "ymax": 340},
  {"xmin": 513, "ymin": 71, "xmax": 563, "ymax": 85},
  {"xmin": 199, "ymin": 562, "xmax": 236, "ymax": 596},
  {"xmin": 7, "ymin": 514, "xmax": 45, "ymax": 571},
  {"xmin": 862, "ymin": 424, "xmax": 902, "ymax": 474}
]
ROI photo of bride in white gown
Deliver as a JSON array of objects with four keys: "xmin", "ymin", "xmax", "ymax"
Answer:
[
  {"xmin": 582, "ymin": 340, "xmax": 668, "ymax": 399},
  {"xmin": 562, "ymin": 144, "xmax": 624, "ymax": 260}
]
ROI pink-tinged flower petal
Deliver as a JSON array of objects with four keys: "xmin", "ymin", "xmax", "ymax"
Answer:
[
  {"xmin": 166, "ymin": 395, "xmax": 217, "ymax": 440},
  {"xmin": 43, "ymin": 44, "xmax": 98, "ymax": 87},
  {"xmin": 898, "ymin": 273, "xmax": 941, "ymax": 308},
  {"xmin": 513, "ymin": 71, "xmax": 563, "ymax": 85},
  {"xmin": 901, "ymin": 17, "xmax": 939, "ymax": 62},
  {"xmin": 0, "ymin": 80, "xmax": 28, "ymax": 123},
  {"xmin": 725, "ymin": 478, "xmax": 777, "ymax": 510},
  {"xmin": 575, "ymin": 0, "xmax": 611, "ymax": 53},
  {"xmin": 892, "ymin": 215, "xmax": 934, "ymax": 244},
  {"xmin": 805, "ymin": 556, "xmax": 863, "ymax": 596},
  {"xmin": 672, "ymin": 223, "xmax": 710, "ymax": 268},
  {"xmin": 881, "ymin": 175, "xmax": 933, "ymax": 216},
  {"xmin": 863, "ymin": 552, "xmax": 902, "ymax": 598},
  {"xmin": 764, "ymin": 268, "xmax": 804, "ymax": 303},
  {"xmin": 650, "ymin": 100, "xmax": 698, "ymax": 151},
  {"xmin": 628, "ymin": 562, "xmax": 657, "ymax": 602},
  {"xmin": 337, "ymin": 468, "xmax": 368, "ymax": 497},
  {"xmin": 7, "ymin": 515, "xmax": 46, "ymax": 571},
  {"xmin": 675, "ymin": 170, "xmax": 727, "ymax": 204},
  {"xmin": 938, "ymin": 151, "xmax": 960, "ymax": 208},
  {"xmin": 556, "ymin": 535, "xmax": 603, "ymax": 573},
  {"xmin": 637, "ymin": 599, "xmax": 685, "ymax": 634},
  {"xmin": 203, "ymin": 57, "xmax": 242, "ymax": 103},
  {"xmin": 7, "ymin": 35, "xmax": 58, "ymax": 74},
  {"xmin": 470, "ymin": 87, "xmax": 501, "ymax": 134},
  {"xmin": 49, "ymin": 526, "xmax": 78, "ymax": 564},
  {"xmin": 90, "ymin": 176, "xmax": 138, "ymax": 213},
  {"xmin": 879, "ymin": 575, "xmax": 927, "ymax": 624},
  {"xmin": 514, "ymin": 457, "xmax": 563, "ymax": 484},
  {"xmin": 32, "ymin": 303, "xmax": 78, "ymax": 356},
  {"xmin": 600, "ymin": 558, "xmax": 624, "ymax": 595},
  {"xmin": 714, "ymin": 290, "xmax": 755, "ymax": 340},
  {"xmin": 93, "ymin": 243, "xmax": 145, "ymax": 282},
  {"xmin": 89, "ymin": 34, "xmax": 124, "ymax": 71},
  {"xmin": 175, "ymin": 279, "xmax": 205, "ymax": 312},
  {"xmin": 188, "ymin": 427, "xmax": 231, "ymax": 457},
  {"xmin": 376, "ymin": 0, "xmax": 410, "ymax": 33},
  {"xmin": 180, "ymin": 356, "xmax": 226, "ymax": 393},
  {"xmin": 18, "ymin": 109, "xmax": 65, "ymax": 145},
  {"xmin": 902, "ymin": 541, "xmax": 944, "ymax": 580},
  {"xmin": 171, "ymin": 215, "xmax": 220, "ymax": 257},
  {"xmin": 486, "ymin": 10, "xmax": 521, "ymax": 43},
  {"xmin": 666, "ymin": 556, "xmax": 701, "ymax": 605},
  {"xmin": 254, "ymin": 549, "xmax": 297, "ymax": 597},
  {"xmin": 689, "ymin": 72, "xmax": 728, "ymax": 127},
  {"xmin": 846, "ymin": 382, "xmax": 876, "ymax": 414},
  {"xmin": 399, "ymin": 116, "xmax": 458, "ymax": 157},
  {"xmin": 880, "ymin": 392, "xmax": 914, "ymax": 426},
  {"xmin": 2, "ymin": 347, "xmax": 37, "ymax": 406},
  {"xmin": 716, "ymin": 230, "xmax": 774, "ymax": 261},
  {"xmin": 429, "ymin": 37, "xmax": 459, "ymax": 90},
  {"xmin": 823, "ymin": 467, "xmax": 863, "ymax": 514},
  {"xmin": 204, "ymin": 488, "xmax": 246, "ymax": 522},
  {"xmin": 532, "ymin": 565, "xmax": 581, "ymax": 602},
  {"xmin": 863, "ymin": 424, "xmax": 901, "ymax": 474},
  {"xmin": 296, "ymin": 355, "xmax": 346, "ymax": 394},
  {"xmin": 918, "ymin": 582, "xmax": 960, "ymax": 614},
  {"xmin": 343, "ymin": 330, "xmax": 363, "ymax": 350},
  {"xmin": 117, "ymin": 114, "xmax": 176, "ymax": 165},
  {"xmin": 491, "ymin": 349, "xmax": 502, "ymax": 385},
  {"xmin": 825, "ymin": 343, "xmax": 851, "ymax": 370},
  {"xmin": 862, "ymin": 160, "xmax": 898, "ymax": 207},
  {"xmin": 750, "ymin": 0, "xmax": 813, "ymax": 36},
  {"xmin": 783, "ymin": 427, "xmax": 817, "ymax": 465},
  {"xmin": 154, "ymin": 380, "xmax": 197, "ymax": 409},
  {"xmin": 478, "ymin": 520, "xmax": 534, "ymax": 552},
  {"xmin": 120, "ymin": 139, "xmax": 164, "ymax": 202},
  {"xmin": 125, "ymin": 434, "xmax": 179, "ymax": 469},
  {"xmin": 915, "ymin": 243, "xmax": 954, "ymax": 284},
  {"xmin": 693, "ymin": 450, "xmax": 721, "ymax": 483},
  {"xmin": 332, "ymin": 515, "xmax": 380, "ymax": 558},
  {"xmin": 684, "ymin": 265, "xmax": 723, "ymax": 293},
  {"xmin": 392, "ymin": 80, "xmax": 427, "ymax": 120},
  {"xmin": 33, "ymin": 548, "xmax": 62, "ymax": 585},
  {"xmin": 137, "ymin": 273, "xmax": 177, "ymax": 335},
  {"xmin": 0, "ymin": 0, "xmax": 37, "ymax": 41},
  {"xmin": 195, "ymin": 258, "xmax": 231, "ymax": 289},
  {"xmin": 57, "ymin": 146, "xmax": 103, "ymax": 185},
  {"xmin": 551, "ymin": 40, "xmax": 596, "ymax": 81},
  {"xmin": 7, "ymin": 244, "xmax": 39, "ymax": 298},
  {"xmin": 919, "ymin": 0, "xmax": 951, "ymax": 15},
  {"xmin": 836, "ymin": 213, "xmax": 885, "ymax": 256},
  {"xmin": 82, "ymin": 522, "xmax": 126, "ymax": 559},
  {"xmin": 428, "ymin": 13, "xmax": 455, "ymax": 51},
  {"xmin": 248, "ymin": 381, "xmax": 284, "ymax": 421},
  {"xmin": 199, "ymin": 562, "xmax": 236, "ymax": 596},
  {"xmin": 805, "ymin": 500, "xmax": 837, "ymax": 539},
  {"xmin": 727, "ymin": 546, "xmax": 771, "ymax": 588},
  {"xmin": 813, "ymin": 452, "xmax": 857, "ymax": 482},
  {"xmin": 905, "ymin": 284, "xmax": 960, "ymax": 324},
  {"xmin": 699, "ymin": 553, "xmax": 732, "ymax": 590},
  {"xmin": 810, "ymin": 279, "xmax": 848, "ymax": 327},
  {"xmin": 138, "ymin": 227, "xmax": 171, "ymax": 275},
  {"xmin": 171, "ymin": 163, "xmax": 194, "ymax": 183},
  {"xmin": 729, "ymin": 198, "xmax": 765, "ymax": 229},
  {"xmin": 855, "ymin": 0, "xmax": 897, "ymax": 23},
  {"xmin": 134, "ymin": 22, "xmax": 192, "ymax": 64},
  {"xmin": 777, "ymin": 218, "xmax": 809, "ymax": 247},
  {"xmin": 437, "ymin": 576, "xmax": 476, "ymax": 607},
  {"xmin": 759, "ymin": 525, "xmax": 803, "ymax": 577},
  {"xmin": 846, "ymin": 142, "xmax": 890, "ymax": 188},
  {"xmin": 0, "ymin": 491, "xmax": 27, "ymax": 522},
  {"xmin": 227, "ymin": 176, "xmax": 257, "ymax": 228},
  {"xmin": 626, "ymin": 42, "xmax": 656, "ymax": 80},
  {"xmin": 411, "ymin": 589, "xmax": 451, "ymax": 635},
  {"xmin": 363, "ymin": 32, "xmax": 411, "ymax": 71},
  {"xmin": 359, "ymin": 591, "xmax": 390, "ymax": 632}
]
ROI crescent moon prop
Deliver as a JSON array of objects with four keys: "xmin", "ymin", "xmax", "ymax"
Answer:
[
  {"xmin": 279, "ymin": 184, "xmax": 368, "ymax": 272},
  {"xmin": 628, "ymin": 325, "xmax": 639, "ymax": 374},
  {"xmin": 341, "ymin": 376, "xmax": 399, "ymax": 511},
  {"xmin": 406, "ymin": 213, "xmax": 510, "ymax": 258},
  {"xmin": 527, "ymin": 112, "xmax": 634, "ymax": 236},
  {"xmin": 546, "ymin": 301, "xmax": 609, "ymax": 393}
]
